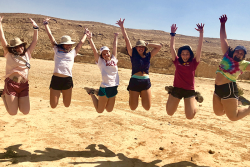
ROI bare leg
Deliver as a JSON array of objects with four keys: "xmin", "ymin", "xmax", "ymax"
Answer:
[
  {"xmin": 184, "ymin": 96, "xmax": 197, "ymax": 119},
  {"xmin": 105, "ymin": 96, "xmax": 116, "ymax": 112},
  {"xmin": 166, "ymin": 94, "xmax": 180, "ymax": 116},
  {"xmin": 140, "ymin": 88, "xmax": 151, "ymax": 110},
  {"xmin": 129, "ymin": 90, "xmax": 140, "ymax": 110},
  {"xmin": 50, "ymin": 88, "xmax": 61, "ymax": 108},
  {"xmin": 18, "ymin": 96, "xmax": 30, "ymax": 115},
  {"xmin": 90, "ymin": 94, "xmax": 108, "ymax": 113},
  {"xmin": 221, "ymin": 98, "xmax": 250, "ymax": 121},
  {"xmin": 4, "ymin": 94, "xmax": 18, "ymax": 115},
  {"xmin": 62, "ymin": 87, "xmax": 72, "ymax": 107},
  {"xmin": 213, "ymin": 93, "xmax": 225, "ymax": 116},
  {"xmin": 1, "ymin": 94, "xmax": 9, "ymax": 112}
]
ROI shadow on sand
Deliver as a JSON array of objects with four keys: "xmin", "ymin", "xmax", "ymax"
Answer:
[{"xmin": 0, "ymin": 144, "xmax": 209, "ymax": 167}]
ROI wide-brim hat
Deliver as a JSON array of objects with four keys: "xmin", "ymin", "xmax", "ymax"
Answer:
[
  {"xmin": 59, "ymin": 35, "xmax": 75, "ymax": 45},
  {"xmin": 135, "ymin": 40, "xmax": 148, "ymax": 51},
  {"xmin": 100, "ymin": 46, "xmax": 110, "ymax": 54},
  {"xmin": 8, "ymin": 37, "xmax": 27, "ymax": 47}
]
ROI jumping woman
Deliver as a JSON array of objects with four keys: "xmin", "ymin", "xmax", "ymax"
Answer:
[
  {"xmin": 84, "ymin": 32, "xmax": 119, "ymax": 113},
  {"xmin": 0, "ymin": 16, "xmax": 38, "ymax": 115},
  {"xmin": 116, "ymin": 18, "xmax": 162, "ymax": 111},
  {"xmin": 43, "ymin": 18, "xmax": 88, "ymax": 108},
  {"xmin": 166, "ymin": 23, "xmax": 204, "ymax": 120},
  {"xmin": 213, "ymin": 14, "xmax": 250, "ymax": 121}
]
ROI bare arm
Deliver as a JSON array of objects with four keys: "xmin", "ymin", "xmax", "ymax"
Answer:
[
  {"xmin": 148, "ymin": 43, "xmax": 162, "ymax": 58},
  {"xmin": 75, "ymin": 28, "xmax": 88, "ymax": 54},
  {"xmin": 112, "ymin": 33, "xmax": 119, "ymax": 58},
  {"xmin": 0, "ymin": 16, "xmax": 8, "ymax": 53},
  {"xmin": 86, "ymin": 32, "xmax": 99, "ymax": 63},
  {"xmin": 116, "ymin": 18, "xmax": 132, "ymax": 56},
  {"xmin": 43, "ymin": 18, "xmax": 56, "ymax": 47},
  {"xmin": 220, "ymin": 14, "xmax": 229, "ymax": 54},
  {"xmin": 26, "ymin": 18, "xmax": 38, "ymax": 54},
  {"xmin": 194, "ymin": 23, "xmax": 204, "ymax": 63},
  {"xmin": 170, "ymin": 24, "xmax": 177, "ymax": 61}
]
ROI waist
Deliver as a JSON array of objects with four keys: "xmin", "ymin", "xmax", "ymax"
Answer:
[
  {"xmin": 132, "ymin": 75, "xmax": 149, "ymax": 79},
  {"xmin": 53, "ymin": 73, "xmax": 70, "ymax": 78},
  {"xmin": 8, "ymin": 73, "xmax": 27, "ymax": 83},
  {"xmin": 132, "ymin": 71, "xmax": 149, "ymax": 76},
  {"xmin": 215, "ymin": 72, "xmax": 233, "ymax": 85}
]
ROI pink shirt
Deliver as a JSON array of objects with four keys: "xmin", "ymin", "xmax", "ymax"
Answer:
[
  {"xmin": 173, "ymin": 56, "xmax": 199, "ymax": 90},
  {"xmin": 4, "ymin": 51, "xmax": 31, "ymax": 80}
]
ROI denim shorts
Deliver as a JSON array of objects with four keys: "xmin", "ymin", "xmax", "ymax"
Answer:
[
  {"xmin": 3, "ymin": 78, "xmax": 29, "ymax": 97},
  {"xmin": 170, "ymin": 87, "xmax": 196, "ymax": 99},
  {"xmin": 127, "ymin": 75, "xmax": 151, "ymax": 92},
  {"xmin": 214, "ymin": 82, "xmax": 238, "ymax": 99},
  {"xmin": 50, "ymin": 75, "xmax": 73, "ymax": 90},
  {"xmin": 98, "ymin": 86, "xmax": 118, "ymax": 98}
]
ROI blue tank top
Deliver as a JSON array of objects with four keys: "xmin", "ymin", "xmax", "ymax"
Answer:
[{"xmin": 130, "ymin": 47, "xmax": 151, "ymax": 75}]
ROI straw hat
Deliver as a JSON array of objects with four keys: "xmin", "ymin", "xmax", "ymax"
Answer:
[
  {"xmin": 59, "ymin": 35, "xmax": 75, "ymax": 45},
  {"xmin": 8, "ymin": 37, "xmax": 27, "ymax": 47},
  {"xmin": 135, "ymin": 40, "xmax": 148, "ymax": 51}
]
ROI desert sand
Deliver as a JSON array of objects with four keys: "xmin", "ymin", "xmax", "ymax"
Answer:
[{"xmin": 0, "ymin": 57, "xmax": 250, "ymax": 167}]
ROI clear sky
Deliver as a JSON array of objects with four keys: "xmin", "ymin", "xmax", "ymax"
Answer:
[{"xmin": 1, "ymin": 0, "xmax": 250, "ymax": 41}]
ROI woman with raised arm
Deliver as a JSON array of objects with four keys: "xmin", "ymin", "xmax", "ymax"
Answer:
[
  {"xmin": 84, "ymin": 32, "xmax": 119, "ymax": 113},
  {"xmin": 116, "ymin": 18, "xmax": 162, "ymax": 111},
  {"xmin": 0, "ymin": 16, "xmax": 38, "ymax": 115},
  {"xmin": 165, "ymin": 23, "xmax": 204, "ymax": 120},
  {"xmin": 43, "ymin": 18, "xmax": 88, "ymax": 108},
  {"xmin": 213, "ymin": 14, "xmax": 250, "ymax": 121}
]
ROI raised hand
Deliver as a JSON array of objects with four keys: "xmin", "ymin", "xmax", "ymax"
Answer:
[
  {"xmin": 171, "ymin": 24, "xmax": 178, "ymax": 33},
  {"xmin": 114, "ymin": 32, "xmax": 119, "ymax": 37},
  {"xmin": 0, "ymin": 16, "xmax": 3, "ymax": 23},
  {"xmin": 84, "ymin": 27, "xmax": 90, "ymax": 35},
  {"xmin": 29, "ymin": 18, "xmax": 38, "ymax": 28},
  {"xmin": 219, "ymin": 14, "xmax": 227, "ymax": 24},
  {"xmin": 86, "ymin": 31, "xmax": 92, "ymax": 39},
  {"xmin": 116, "ymin": 18, "xmax": 125, "ymax": 27},
  {"xmin": 43, "ymin": 18, "xmax": 50, "ymax": 25},
  {"xmin": 195, "ymin": 23, "xmax": 204, "ymax": 32}
]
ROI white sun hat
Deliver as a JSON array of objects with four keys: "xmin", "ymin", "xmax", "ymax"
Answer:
[
  {"xmin": 59, "ymin": 35, "xmax": 75, "ymax": 45},
  {"xmin": 99, "ymin": 46, "xmax": 110, "ymax": 54}
]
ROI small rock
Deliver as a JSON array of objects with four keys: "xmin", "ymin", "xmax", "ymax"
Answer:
[
  {"xmin": 134, "ymin": 138, "xmax": 137, "ymax": 140},
  {"xmin": 208, "ymin": 150, "xmax": 215, "ymax": 154},
  {"xmin": 159, "ymin": 147, "xmax": 164, "ymax": 150}
]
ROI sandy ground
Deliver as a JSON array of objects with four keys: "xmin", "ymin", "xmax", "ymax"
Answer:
[{"xmin": 0, "ymin": 57, "xmax": 250, "ymax": 167}]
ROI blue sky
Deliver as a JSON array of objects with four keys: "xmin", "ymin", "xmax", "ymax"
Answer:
[{"xmin": 1, "ymin": 0, "xmax": 250, "ymax": 41}]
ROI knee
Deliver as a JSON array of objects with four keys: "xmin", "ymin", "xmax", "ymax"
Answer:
[
  {"xmin": 227, "ymin": 116, "xmax": 238, "ymax": 121},
  {"xmin": 186, "ymin": 115, "xmax": 195, "ymax": 120},
  {"xmin": 166, "ymin": 108, "xmax": 175, "ymax": 116},
  {"xmin": 21, "ymin": 110, "xmax": 30, "ymax": 115},
  {"xmin": 106, "ymin": 108, "xmax": 113, "ymax": 112},
  {"xmin": 8, "ymin": 110, "xmax": 18, "ymax": 116},
  {"xmin": 97, "ymin": 109, "xmax": 104, "ymax": 113},
  {"xmin": 214, "ymin": 109, "xmax": 225, "ymax": 116},
  {"xmin": 143, "ymin": 106, "xmax": 150, "ymax": 111},
  {"xmin": 130, "ymin": 106, "xmax": 137, "ymax": 111}
]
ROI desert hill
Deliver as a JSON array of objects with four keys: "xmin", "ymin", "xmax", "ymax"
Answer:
[{"xmin": 1, "ymin": 13, "xmax": 250, "ymax": 79}]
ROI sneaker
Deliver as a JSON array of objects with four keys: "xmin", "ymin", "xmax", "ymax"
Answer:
[
  {"xmin": 238, "ymin": 96, "xmax": 250, "ymax": 106},
  {"xmin": 195, "ymin": 91, "xmax": 203, "ymax": 103},
  {"xmin": 0, "ymin": 89, "xmax": 3, "ymax": 97},
  {"xmin": 84, "ymin": 87, "xmax": 95, "ymax": 95},
  {"xmin": 165, "ymin": 86, "xmax": 174, "ymax": 94}
]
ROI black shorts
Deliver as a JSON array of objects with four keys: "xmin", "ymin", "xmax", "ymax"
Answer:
[
  {"xmin": 50, "ymin": 75, "xmax": 73, "ymax": 90},
  {"xmin": 98, "ymin": 86, "xmax": 118, "ymax": 98},
  {"xmin": 170, "ymin": 87, "xmax": 196, "ymax": 99},
  {"xmin": 127, "ymin": 78, "xmax": 151, "ymax": 92},
  {"xmin": 214, "ymin": 82, "xmax": 238, "ymax": 99}
]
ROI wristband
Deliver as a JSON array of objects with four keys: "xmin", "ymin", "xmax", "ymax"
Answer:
[
  {"xmin": 170, "ymin": 33, "xmax": 176, "ymax": 36},
  {"xmin": 33, "ymin": 26, "xmax": 39, "ymax": 29},
  {"xmin": 43, "ymin": 21, "xmax": 49, "ymax": 25}
]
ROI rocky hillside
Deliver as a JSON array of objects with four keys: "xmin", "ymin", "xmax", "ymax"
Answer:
[{"xmin": 1, "ymin": 13, "xmax": 250, "ymax": 79}]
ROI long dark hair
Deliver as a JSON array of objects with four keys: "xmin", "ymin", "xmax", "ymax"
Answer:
[
  {"xmin": 7, "ymin": 44, "xmax": 27, "ymax": 55},
  {"xmin": 177, "ymin": 45, "xmax": 194, "ymax": 64}
]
